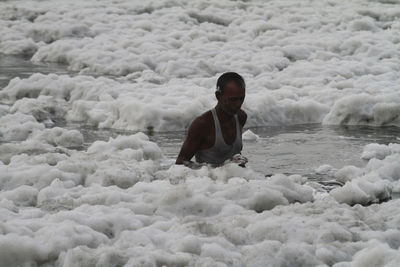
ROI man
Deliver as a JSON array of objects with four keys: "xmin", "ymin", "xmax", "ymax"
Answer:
[{"xmin": 176, "ymin": 72, "xmax": 248, "ymax": 168}]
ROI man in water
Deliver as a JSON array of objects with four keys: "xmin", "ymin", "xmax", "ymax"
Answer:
[{"xmin": 176, "ymin": 72, "xmax": 248, "ymax": 168}]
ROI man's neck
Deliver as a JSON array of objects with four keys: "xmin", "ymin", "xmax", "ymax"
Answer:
[{"xmin": 215, "ymin": 104, "xmax": 234, "ymax": 122}]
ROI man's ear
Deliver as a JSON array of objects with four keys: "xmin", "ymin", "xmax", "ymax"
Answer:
[{"xmin": 215, "ymin": 91, "xmax": 221, "ymax": 100}]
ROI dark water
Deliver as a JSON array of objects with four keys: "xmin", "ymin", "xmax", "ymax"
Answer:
[
  {"xmin": 0, "ymin": 54, "xmax": 69, "ymax": 89},
  {"xmin": 1, "ymin": 55, "xmax": 400, "ymax": 178},
  {"xmin": 243, "ymin": 125, "xmax": 399, "ymax": 177},
  {"xmin": 68, "ymin": 123, "xmax": 400, "ymax": 178},
  {"xmin": 52, "ymin": 118, "xmax": 400, "ymax": 180}
]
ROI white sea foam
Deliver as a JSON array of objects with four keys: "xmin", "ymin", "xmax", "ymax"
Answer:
[
  {"xmin": 0, "ymin": 113, "xmax": 44, "ymax": 141},
  {"xmin": 242, "ymin": 129, "xmax": 259, "ymax": 141},
  {"xmin": 0, "ymin": 120, "xmax": 398, "ymax": 265},
  {"xmin": 1, "ymin": 0, "xmax": 400, "ymax": 129},
  {"xmin": 330, "ymin": 143, "xmax": 400, "ymax": 205},
  {"xmin": 1, "ymin": 0, "xmax": 400, "ymax": 265}
]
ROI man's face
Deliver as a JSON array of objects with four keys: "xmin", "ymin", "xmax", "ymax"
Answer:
[{"xmin": 218, "ymin": 81, "xmax": 245, "ymax": 115}]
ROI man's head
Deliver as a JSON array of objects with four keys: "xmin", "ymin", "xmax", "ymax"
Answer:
[
  {"xmin": 216, "ymin": 72, "xmax": 245, "ymax": 96},
  {"xmin": 215, "ymin": 72, "xmax": 246, "ymax": 116}
]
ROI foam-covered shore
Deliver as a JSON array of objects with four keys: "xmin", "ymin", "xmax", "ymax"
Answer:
[{"xmin": 1, "ymin": 0, "xmax": 400, "ymax": 130}]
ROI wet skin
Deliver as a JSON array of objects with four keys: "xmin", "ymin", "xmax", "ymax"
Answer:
[{"xmin": 176, "ymin": 81, "xmax": 247, "ymax": 165}]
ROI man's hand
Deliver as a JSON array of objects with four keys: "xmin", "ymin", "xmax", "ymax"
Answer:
[{"xmin": 230, "ymin": 154, "xmax": 248, "ymax": 167}]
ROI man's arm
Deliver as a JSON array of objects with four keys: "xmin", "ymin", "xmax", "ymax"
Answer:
[
  {"xmin": 238, "ymin": 109, "xmax": 247, "ymax": 129},
  {"xmin": 235, "ymin": 109, "xmax": 248, "ymax": 167},
  {"xmin": 176, "ymin": 116, "xmax": 206, "ymax": 166}
]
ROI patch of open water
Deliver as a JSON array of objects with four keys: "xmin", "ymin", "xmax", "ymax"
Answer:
[{"xmin": 67, "ymin": 122, "xmax": 400, "ymax": 179}]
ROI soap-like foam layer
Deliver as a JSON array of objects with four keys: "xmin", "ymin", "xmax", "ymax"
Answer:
[
  {"xmin": 0, "ymin": 122, "xmax": 399, "ymax": 265},
  {"xmin": 1, "ymin": 0, "xmax": 400, "ymax": 129},
  {"xmin": 1, "ymin": 0, "xmax": 400, "ymax": 265}
]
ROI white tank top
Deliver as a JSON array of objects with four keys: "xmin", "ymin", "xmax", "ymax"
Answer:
[{"xmin": 195, "ymin": 108, "xmax": 242, "ymax": 165}]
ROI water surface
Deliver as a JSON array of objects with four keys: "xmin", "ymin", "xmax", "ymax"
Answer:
[{"xmin": 2, "ymin": 55, "xmax": 399, "ymax": 179}]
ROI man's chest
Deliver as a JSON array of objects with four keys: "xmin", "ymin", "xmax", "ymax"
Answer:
[{"xmin": 200, "ymin": 120, "xmax": 237, "ymax": 148}]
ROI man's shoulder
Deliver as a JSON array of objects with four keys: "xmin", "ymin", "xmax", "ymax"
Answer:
[
  {"xmin": 192, "ymin": 110, "xmax": 213, "ymax": 126},
  {"xmin": 237, "ymin": 109, "xmax": 247, "ymax": 126},
  {"xmin": 237, "ymin": 109, "xmax": 247, "ymax": 118},
  {"xmin": 186, "ymin": 110, "xmax": 213, "ymax": 139}
]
